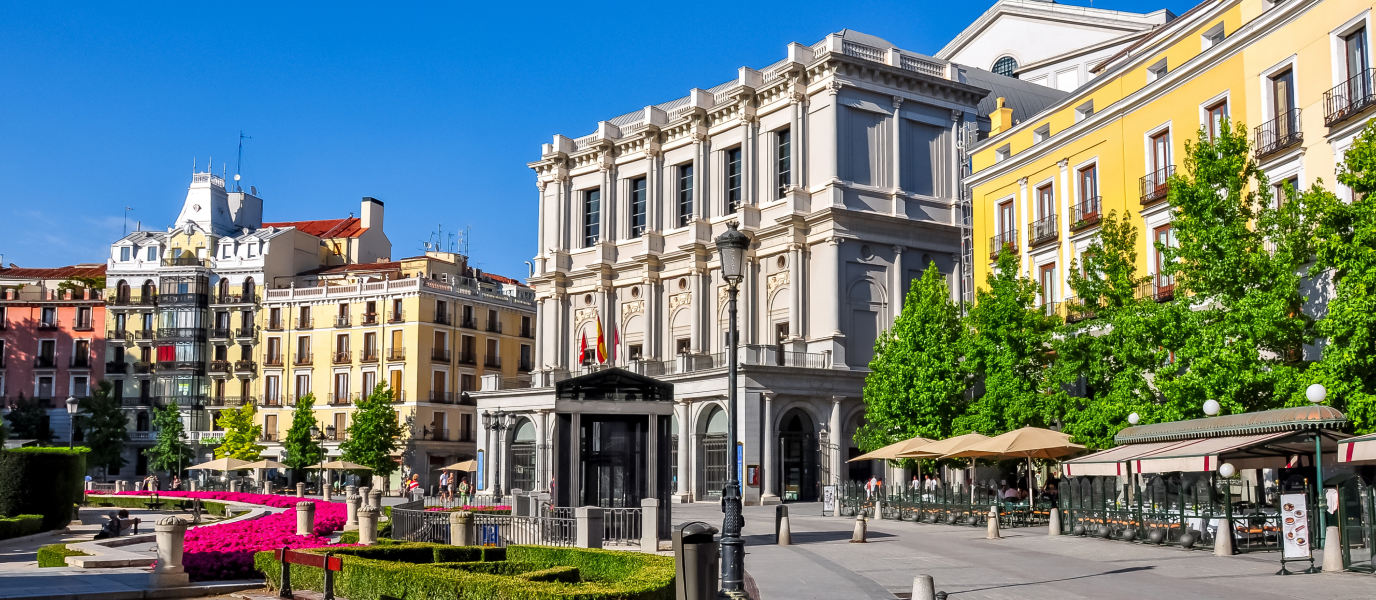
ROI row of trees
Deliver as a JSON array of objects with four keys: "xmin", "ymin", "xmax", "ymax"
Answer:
[
  {"xmin": 4, "ymin": 382, "xmax": 407, "ymax": 483},
  {"xmin": 860, "ymin": 120, "xmax": 1376, "ymax": 454}
]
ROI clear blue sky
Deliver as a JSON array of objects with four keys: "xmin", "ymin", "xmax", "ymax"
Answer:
[{"xmin": 0, "ymin": 0, "xmax": 1188, "ymax": 280}]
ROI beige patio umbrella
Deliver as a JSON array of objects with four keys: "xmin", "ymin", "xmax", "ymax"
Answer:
[
  {"xmin": 942, "ymin": 427, "xmax": 1085, "ymax": 496},
  {"xmin": 442, "ymin": 459, "xmax": 478, "ymax": 472},
  {"xmin": 238, "ymin": 459, "xmax": 287, "ymax": 470},
  {"xmin": 307, "ymin": 460, "xmax": 373, "ymax": 470},
  {"xmin": 848, "ymin": 436, "xmax": 935, "ymax": 462},
  {"xmin": 187, "ymin": 457, "xmax": 250, "ymax": 471},
  {"xmin": 894, "ymin": 432, "xmax": 990, "ymax": 459}
]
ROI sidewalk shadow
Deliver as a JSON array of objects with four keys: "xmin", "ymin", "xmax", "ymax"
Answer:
[
  {"xmin": 743, "ymin": 530, "xmax": 896, "ymax": 545},
  {"xmin": 947, "ymin": 566, "xmax": 1156, "ymax": 595}
]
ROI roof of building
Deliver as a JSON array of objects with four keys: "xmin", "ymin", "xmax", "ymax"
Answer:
[
  {"xmin": 261, "ymin": 217, "xmax": 368, "ymax": 239},
  {"xmin": 0, "ymin": 264, "xmax": 107, "ymax": 281},
  {"xmin": 482, "ymin": 273, "xmax": 528, "ymax": 288},
  {"xmin": 961, "ymin": 66, "xmax": 1071, "ymax": 123},
  {"xmin": 1114, "ymin": 406, "xmax": 1348, "ymax": 444},
  {"xmin": 313, "ymin": 261, "xmax": 402, "ymax": 275}
]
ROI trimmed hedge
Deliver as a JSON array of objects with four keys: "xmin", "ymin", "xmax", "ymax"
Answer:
[
  {"xmin": 37, "ymin": 543, "xmax": 90, "ymax": 567},
  {"xmin": 86, "ymin": 495, "xmax": 227, "ymax": 516},
  {"xmin": 254, "ymin": 542, "xmax": 673, "ymax": 600},
  {"xmin": 0, "ymin": 448, "xmax": 88, "ymax": 531},
  {"xmin": 0, "ymin": 514, "xmax": 44, "ymax": 540}
]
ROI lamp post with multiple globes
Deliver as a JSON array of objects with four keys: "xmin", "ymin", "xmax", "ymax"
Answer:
[
  {"xmin": 482, "ymin": 410, "xmax": 514, "ymax": 497},
  {"xmin": 714, "ymin": 222, "xmax": 750, "ymax": 599}
]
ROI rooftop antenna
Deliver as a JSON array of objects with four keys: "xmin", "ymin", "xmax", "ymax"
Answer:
[
  {"xmin": 123, "ymin": 207, "xmax": 134, "ymax": 236},
  {"xmin": 235, "ymin": 131, "xmax": 252, "ymax": 192}
]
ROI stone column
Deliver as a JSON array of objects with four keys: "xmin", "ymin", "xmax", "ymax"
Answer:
[
  {"xmin": 357, "ymin": 505, "xmax": 379, "ymax": 546},
  {"xmin": 189, "ymin": 480, "xmax": 198, "ymax": 492},
  {"xmin": 674, "ymin": 400, "xmax": 692, "ymax": 503},
  {"xmin": 448, "ymin": 511, "xmax": 474, "ymax": 546},
  {"xmin": 296, "ymin": 482, "xmax": 305, "ymax": 498},
  {"xmin": 229, "ymin": 480, "xmax": 240, "ymax": 493},
  {"xmin": 761, "ymin": 392, "xmax": 780, "ymax": 505},
  {"xmin": 892, "ymin": 245, "xmax": 905, "ymax": 317},
  {"xmin": 345, "ymin": 492, "xmax": 361, "ymax": 531},
  {"xmin": 891, "ymin": 95, "xmax": 904, "ymax": 216},
  {"xmin": 829, "ymin": 397, "xmax": 844, "ymax": 485},
  {"xmin": 575, "ymin": 506, "xmax": 604, "ymax": 549},
  {"xmin": 296, "ymin": 502, "xmax": 315, "ymax": 536},
  {"xmin": 148, "ymin": 516, "xmax": 189, "ymax": 588},
  {"xmin": 640, "ymin": 498, "xmax": 659, "ymax": 552},
  {"xmin": 368, "ymin": 489, "xmax": 383, "ymax": 509},
  {"xmin": 358, "ymin": 486, "xmax": 370, "ymax": 503},
  {"xmin": 482, "ymin": 415, "xmax": 493, "ymax": 491}
]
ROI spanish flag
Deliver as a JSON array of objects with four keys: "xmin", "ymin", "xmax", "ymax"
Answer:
[{"xmin": 595, "ymin": 315, "xmax": 608, "ymax": 364}]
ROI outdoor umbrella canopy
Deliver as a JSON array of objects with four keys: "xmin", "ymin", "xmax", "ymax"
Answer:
[
  {"xmin": 238, "ymin": 459, "xmax": 287, "ymax": 470},
  {"xmin": 941, "ymin": 427, "xmax": 1085, "ymax": 497},
  {"xmin": 441, "ymin": 459, "xmax": 478, "ymax": 471},
  {"xmin": 894, "ymin": 432, "xmax": 990, "ymax": 459},
  {"xmin": 187, "ymin": 457, "xmax": 250, "ymax": 471},
  {"xmin": 306, "ymin": 461, "xmax": 374, "ymax": 470},
  {"xmin": 848, "ymin": 436, "xmax": 935, "ymax": 462}
]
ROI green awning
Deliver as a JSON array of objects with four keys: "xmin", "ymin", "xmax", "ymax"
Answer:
[{"xmin": 1114, "ymin": 405, "xmax": 1347, "ymax": 444}]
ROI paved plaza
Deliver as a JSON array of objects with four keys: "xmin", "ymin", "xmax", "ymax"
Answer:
[{"xmin": 673, "ymin": 502, "xmax": 1376, "ymax": 600}]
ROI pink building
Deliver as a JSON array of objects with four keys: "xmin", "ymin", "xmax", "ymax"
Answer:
[{"xmin": 0, "ymin": 264, "xmax": 108, "ymax": 407}]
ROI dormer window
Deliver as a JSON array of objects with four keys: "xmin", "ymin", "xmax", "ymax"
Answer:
[
  {"xmin": 1147, "ymin": 58, "xmax": 1168, "ymax": 83},
  {"xmin": 996, "ymin": 145, "xmax": 1011, "ymax": 163},
  {"xmin": 1075, "ymin": 100, "xmax": 1095, "ymax": 123},
  {"xmin": 120, "ymin": 247, "xmax": 130, "ymax": 262},
  {"xmin": 146, "ymin": 246, "xmax": 157, "ymax": 261},
  {"xmin": 1033, "ymin": 124, "xmax": 1051, "ymax": 144},
  {"xmin": 222, "ymin": 245, "xmax": 233, "ymax": 259},
  {"xmin": 247, "ymin": 244, "xmax": 257, "ymax": 258}
]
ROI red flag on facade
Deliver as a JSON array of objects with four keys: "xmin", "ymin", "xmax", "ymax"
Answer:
[
  {"xmin": 611, "ymin": 323, "xmax": 619, "ymax": 363},
  {"xmin": 579, "ymin": 331, "xmax": 589, "ymax": 364}
]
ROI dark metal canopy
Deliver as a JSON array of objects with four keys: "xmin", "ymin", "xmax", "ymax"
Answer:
[
  {"xmin": 1114, "ymin": 405, "xmax": 1348, "ymax": 444},
  {"xmin": 554, "ymin": 367, "xmax": 674, "ymax": 402}
]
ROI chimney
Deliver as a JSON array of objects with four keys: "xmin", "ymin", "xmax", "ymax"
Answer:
[
  {"xmin": 989, "ymin": 97, "xmax": 1014, "ymax": 135},
  {"xmin": 361, "ymin": 197, "xmax": 384, "ymax": 232}
]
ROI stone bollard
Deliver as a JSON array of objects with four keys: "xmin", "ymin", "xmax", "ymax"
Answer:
[
  {"xmin": 448, "ymin": 511, "xmax": 474, "ymax": 546},
  {"xmin": 230, "ymin": 480, "xmax": 240, "ymax": 493},
  {"xmin": 875, "ymin": 494, "xmax": 884, "ymax": 520},
  {"xmin": 85, "ymin": 480, "xmax": 93, "ymax": 492},
  {"xmin": 115, "ymin": 480, "xmax": 127, "ymax": 493},
  {"xmin": 346, "ymin": 484, "xmax": 357, "ymax": 502},
  {"xmin": 575, "ymin": 506, "xmax": 604, "ymax": 549},
  {"xmin": 345, "ymin": 493, "xmax": 361, "ymax": 531},
  {"xmin": 191, "ymin": 499, "xmax": 202, "ymax": 524},
  {"xmin": 296, "ymin": 482, "xmax": 305, "ymax": 498},
  {"xmin": 1214, "ymin": 519, "xmax": 1235, "ymax": 557},
  {"xmin": 149, "ymin": 516, "xmax": 190, "ymax": 588},
  {"xmin": 1323, "ymin": 526, "xmax": 1344, "ymax": 573},
  {"xmin": 641, "ymin": 497, "xmax": 660, "ymax": 552},
  {"xmin": 358, "ymin": 506, "xmax": 380, "ymax": 546},
  {"xmin": 987, "ymin": 506, "xmax": 1001, "ymax": 539},
  {"xmin": 910, "ymin": 574, "xmax": 936, "ymax": 600},
  {"xmin": 296, "ymin": 502, "xmax": 316, "ymax": 536},
  {"xmin": 358, "ymin": 486, "xmax": 371, "ymax": 504},
  {"xmin": 189, "ymin": 480, "xmax": 198, "ymax": 492},
  {"xmin": 1048, "ymin": 508, "xmax": 1062, "ymax": 535},
  {"xmin": 777, "ymin": 505, "xmax": 792, "ymax": 546},
  {"xmin": 368, "ymin": 489, "xmax": 383, "ymax": 509},
  {"xmin": 851, "ymin": 513, "xmax": 867, "ymax": 543}
]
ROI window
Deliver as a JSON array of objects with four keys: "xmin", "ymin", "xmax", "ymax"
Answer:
[
  {"xmin": 1274, "ymin": 176, "xmax": 1300, "ymax": 209},
  {"xmin": 295, "ymin": 374, "xmax": 311, "ymax": 396},
  {"xmin": 995, "ymin": 145, "xmax": 1011, "ymax": 163},
  {"xmin": 629, "ymin": 177, "xmax": 647, "ymax": 238},
  {"xmin": 628, "ymin": 343, "xmax": 643, "ymax": 360},
  {"xmin": 389, "ymin": 370, "xmax": 402, "ymax": 395},
  {"xmin": 1344, "ymin": 27, "xmax": 1369, "ymax": 81},
  {"xmin": 1154, "ymin": 224, "xmax": 1178, "ymax": 293},
  {"xmin": 677, "ymin": 164, "xmax": 694, "ymax": 226},
  {"xmin": 1205, "ymin": 100, "xmax": 1229, "ymax": 140},
  {"xmin": 676, "ymin": 338, "xmax": 692, "ymax": 354},
  {"xmin": 362, "ymin": 371, "xmax": 376, "ymax": 395},
  {"xmin": 296, "ymin": 335, "xmax": 310, "ymax": 358},
  {"xmin": 334, "ymin": 373, "xmax": 349, "ymax": 400},
  {"xmin": 1202, "ymin": 23, "xmax": 1225, "ymax": 49},
  {"xmin": 1149, "ymin": 130, "xmax": 1171, "ymax": 176},
  {"xmin": 120, "ymin": 247, "xmax": 130, "ymax": 262},
  {"xmin": 583, "ymin": 188, "xmax": 600, "ymax": 247},
  {"xmin": 247, "ymin": 244, "xmax": 257, "ymax": 258},
  {"xmin": 776, "ymin": 129, "xmax": 792, "ymax": 198},
  {"xmin": 146, "ymin": 247, "xmax": 157, "ymax": 261},
  {"xmin": 1033, "ymin": 124, "xmax": 1051, "ymax": 144},
  {"xmin": 998, "ymin": 201, "xmax": 1016, "ymax": 236},
  {"xmin": 265, "ymin": 376, "xmax": 280, "ymax": 402},
  {"xmin": 1147, "ymin": 58, "xmax": 1168, "ymax": 82},
  {"xmin": 73, "ymin": 376, "xmax": 88, "ymax": 397},
  {"xmin": 1038, "ymin": 263, "xmax": 1057, "ymax": 308},
  {"xmin": 1075, "ymin": 100, "xmax": 1094, "ymax": 123},
  {"xmin": 222, "ymin": 245, "xmax": 232, "ymax": 258},
  {"xmin": 1271, "ymin": 69, "xmax": 1295, "ymax": 119},
  {"xmin": 992, "ymin": 56, "xmax": 1018, "ymax": 78},
  {"xmin": 36, "ymin": 376, "xmax": 54, "ymax": 399},
  {"xmin": 1078, "ymin": 164, "xmax": 1100, "ymax": 217},
  {"xmin": 1036, "ymin": 184, "xmax": 1055, "ymax": 219},
  {"xmin": 725, "ymin": 148, "xmax": 742, "ymax": 211}
]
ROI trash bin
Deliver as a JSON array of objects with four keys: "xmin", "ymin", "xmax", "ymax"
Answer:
[{"xmin": 673, "ymin": 521, "xmax": 720, "ymax": 600}]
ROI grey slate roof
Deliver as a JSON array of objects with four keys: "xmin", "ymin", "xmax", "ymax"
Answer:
[{"xmin": 961, "ymin": 67, "xmax": 1070, "ymax": 124}]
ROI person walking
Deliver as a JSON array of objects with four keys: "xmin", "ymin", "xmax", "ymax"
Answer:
[{"xmin": 458, "ymin": 477, "xmax": 472, "ymax": 506}]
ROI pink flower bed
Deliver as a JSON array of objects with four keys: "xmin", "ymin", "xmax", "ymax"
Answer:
[{"xmin": 113, "ymin": 491, "xmax": 348, "ymax": 581}]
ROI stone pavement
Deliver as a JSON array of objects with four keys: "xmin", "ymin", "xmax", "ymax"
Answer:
[{"xmin": 672, "ymin": 501, "xmax": 1376, "ymax": 600}]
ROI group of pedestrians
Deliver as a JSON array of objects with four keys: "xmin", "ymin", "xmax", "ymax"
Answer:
[{"xmin": 437, "ymin": 470, "xmax": 473, "ymax": 504}]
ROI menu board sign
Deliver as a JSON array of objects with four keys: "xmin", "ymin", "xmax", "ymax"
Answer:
[
  {"xmin": 1279, "ymin": 493, "xmax": 1311, "ymax": 559},
  {"xmin": 823, "ymin": 485, "xmax": 836, "ymax": 513}
]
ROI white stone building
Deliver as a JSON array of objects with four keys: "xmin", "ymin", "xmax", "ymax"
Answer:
[{"xmin": 472, "ymin": 30, "xmax": 1060, "ymax": 507}]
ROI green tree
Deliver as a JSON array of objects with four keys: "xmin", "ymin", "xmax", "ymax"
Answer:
[
  {"xmin": 1053, "ymin": 212, "xmax": 1171, "ymax": 448},
  {"xmin": 1306, "ymin": 121, "xmax": 1376, "ymax": 433},
  {"xmin": 857, "ymin": 264, "xmax": 968, "ymax": 454},
  {"xmin": 340, "ymin": 385, "xmax": 404, "ymax": 480},
  {"xmin": 282, "ymin": 393, "xmax": 325, "ymax": 481},
  {"xmin": 79, "ymin": 381, "xmax": 129, "ymax": 478},
  {"xmin": 1154, "ymin": 119, "xmax": 1314, "ymax": 415},
  {"xmin": 144, "ymin": 404, "xmax": 194, "ymax": 475},
  {"xmin": 960, "ymin": 250, "xmax": 1061, "ymax": 435},
  {"xmin": 4, "ymin": 393, "xmax": 54, "ymax": 443},
  {"xmin": 213, "ymin": 404, "xmax": 264, "ymax": 461}
]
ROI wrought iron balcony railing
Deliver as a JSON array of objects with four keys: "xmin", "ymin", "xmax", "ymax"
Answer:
[
  {"xmin": 989, "ymin": 231, "xmax": 1017, "ymax": 259},
  {"xmin": 1324, "ymin": 69, "xmax": 1376, "ymax": 126},
  {"xmin": 1139, "ymin": 166, "xmax": 1174, "ymax": 205},
  {"xmin": 1254, "ymin": 108, "xmax": 1303, "ymax": 159},
  {"xmin": 1028, "ymin": 214, "xmax": 1058, "ymax": 246},
  {"xmin": 1071, "ymin": 196, "xmax": 1102, "ymax": 231}
]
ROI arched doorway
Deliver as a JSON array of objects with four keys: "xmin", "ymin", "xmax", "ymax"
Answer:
[
  {"xmin": 510, "ymin": 419, "xmax": 536, "ymax": 492},
  {"xmin": 779, "ymin": 409, "xmax": 818, "ymax": 502},
  {"xmin": 699, "ymin": 406, "xmax": 728, "ymax": 500}
]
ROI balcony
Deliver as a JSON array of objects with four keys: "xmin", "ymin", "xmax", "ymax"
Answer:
[
  {"xmin": 132, "ymin": 361, "xmax": 155, "ymax": 375},
  {"xmin": 433, "ymin": 313, "xmax": 451, "ymax": 326},
  {"xmin": 484, "ymin": 355, "xmax": 502, "ymax": 369},
  {"xmin": 425, "ymin": 427, "xmax": 450, "ymax": 442},
  {"xmin": 266, "ymin": 320, "xmax": 284, "ymax": 332},
  {"xmin": 73, "ymin": 318, "xmax": 94, "ymax": 332},
  {"xmin": 334, "ymin": 315, "xmax": 351, "ymax": 328},
  {"xmin": 1063, "ymin": 297, "xmax": 1097, "ymax": 324},
  {"xmin": 158, "ymin": 394, "xmax": 208, "ymax": 407},
  {"xmin": 1038, "ymin": 300, "xmax": 1061, "ymax": 318},
  {"xmin": 159, "ymin": 327, "xmax": 206, "ymax": 341},
  {"xmin": 37, "ymin": 319, "xmax": 58, "ymax": 331},
  {"xmin": 264, "ymin": 354, "xmax": 284, "ymax": 367},
  {"xmin": 486, "ymin": 320, "xmax": 502, "ymax": 334},
  {"xmin": 234, "ymin": 327, "xmax": 257, "ymax": 340},
  {"xmin": 519, "ymin": 325, "xmax": 534, "ymax": 339},
  {"xmin": 296, "ymin": 318, "xmax": 313, "ymax": 330},
  {"xmin": 293, "ymin": 353, "xmax": 314, "ymax": 366},
  {"xmin": 1324, "ymin": 69, "xmax": 1376, "ymax": 126},
  {"xmin": 359, "ymin": 350, "xmax": 379, "ymax": 363},
  {"xmin": 70, "ymin": 356, "xmax": 91, "ymax": 369},
  {"xmin": 160, "ymin": 293, "xmax": 208, "ymax": 306},
  {"xmin": 1255, "ymin": 109, "xmax": 1303, "ymax": 159},
  {"xmin": 387, "ymin": 348, "xmax": 406, "ymax": 361},
  {"xmin": 388, "ymin": 310, "xmax": 405, "ymax": 323},
  {"xmin": 213, "ymin": 294, "xmax": 256, "ymax": 305},
  {"xmin": 34, "ymin": 356, "xmax": 57, "ymax": 369},
  {"xmin": 262, "ymin": 396, "xmax": 284, "ymax": 407},
  {"xmin": 327, "ymin": 393, "xmax": 354, "ymax": 406},
  {"xmin": 161, "ymin": 361, "xmax": 205, "ymax": 373},
  {"xmin": 1139, "ymin": 166, "xmax": 1174, "ymax": 205},
  {"xmin": 234, "ymin": 360, "xmax": 256, "ymax": 374},
  {"xmin": 459, "ymin": 316, "xmax": 477, "ymax": 329},
  {"xmin": 162, "ymin": 257, "xmax": 209, "ymax": 268},
  {"xmin": 106, "ymin": 361, "xmax": 129, "ymax": 374},
  {"xmin": 1136, "ymin": 279, "xmax": 1176, "ymax": 303},
  {"xmin": 1071, "ymin": 196, "xmax": 1102, "ymax": 231},
  {"xmin": 361, "ymin": 313, "xmax": 379, "ymax": 325},
  {"xmin": 210, "ymin": 328, "xmax": 231, "ymax": 340},
  {"xmin": 107, "ymin": 329, "xmax": 131, "ymax": 344},
  {"xmin": 133, "ymin": 329, "xmax": 157, "ymax": 342},
  {"xmin": 128, "ymin": 430, "xmax": 155, "ymax": 440},
  {"xmin": 518, "ymin": 359, "xmax": 534, "ymax": 372},
  {"xmin": 333, "ymin": 351, "xmax": 352, "ymax": 365},
  {"xmin": 428, "ymin": 391, "xmax": 461, "ymax": 404},
  {"xmin": 431, "ymin": 349, "xmax": 451, "ymax": 363},
  {"xmin": 261, "ymin": 432, "xmax": 279, "ymax": 442},
  {"xmin": 1028, "ymin": 214, "xmax": 1058, "ymax": 247},
  {"xmin": 457, "ymin": 350, "xmax": 477, "ymax": 365},
  {"xmin": 989, "ymin": 231, "xmax": 1017, "ymax": 259}
]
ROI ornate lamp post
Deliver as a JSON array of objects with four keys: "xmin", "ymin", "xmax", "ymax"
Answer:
[
  {"xmin": 1306, "ymin": 383, "xmax": 1329, "ymax": 547},
  {"xmin": 310, "ymin": 424, "xmax": 336, "ymax": 498},
  {"xmin": 715, "ymin": 222, "xmax": 750, "ymax": 599},
  {"xmin": 483, "ymin": 410, "xmax": 513, "ymax": 496},
  {"xmin": 65, "ymin": 396, "xmax": 80, "ymax": 449}
]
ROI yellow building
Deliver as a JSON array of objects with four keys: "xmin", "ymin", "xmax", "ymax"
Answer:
[
  {"xmin": 966, "ymin": 0, "xmax": 1376, "ymax": 310},
  {"xmin": 254, "ymin": 252, "xmax": 537, "ymax": 489}
]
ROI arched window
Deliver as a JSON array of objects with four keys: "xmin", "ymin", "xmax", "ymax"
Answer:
[
  {"xmin": 117, "ymin": 280, "xmax": 131, "ymax": 304},
  {"xmin": 511, "ymin": 419, "xmax": 537, "ymax": 492},
  {"xmin": 700, "ymin": 406, "xmax": 730, "ymax": 499},
  {"xmin": 242, "ymin": 277, "xmax": 255, "ymax": 302},
  {"xmin": 993, "ymin": 56, "xmax": 1019, "ymax": 78},
  {"xmin": 141, "ymin": 279, "xmax": 156, "ymax": 300},
  {"xmin": 218, "ymin": 279, "xmax": 230, "ymax": 302}
]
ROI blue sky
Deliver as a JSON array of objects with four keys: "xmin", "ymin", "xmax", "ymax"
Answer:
[{"xmin": 0, "ymin": 0, "xmax": 1189, "ymax": 280}]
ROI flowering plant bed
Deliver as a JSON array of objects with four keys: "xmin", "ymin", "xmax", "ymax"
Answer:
[
  {"xmin": 423, "ymin": 505, "xmax": 511, "ymax": 514},
  {"xmin": 110, "ymin": 491, "xmax": 349, "ymax": 581}
]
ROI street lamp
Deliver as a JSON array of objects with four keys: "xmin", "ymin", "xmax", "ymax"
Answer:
[
  {"xmin": 1306, "ymin": 383, "xmax": 1329, "ymax": 548},
  {"xmin": 1203, "ymin": 399, "xmax": 1221, "ymax": 417},
  {"xmin": 1127, "ymin": 412, "xmax": 1140, "ymax": 426},
  {"xmin": 715, "ymin": 221, "xmax": 750, "ymax": 599},
  {"xmin": 65, "ymin": 396, "xmax": 80, "ymax": 449},
  {"xmin": 310, "ymin": 425, "xmax": 335, "ymax": 498}
]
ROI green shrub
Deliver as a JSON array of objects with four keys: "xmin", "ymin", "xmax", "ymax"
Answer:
[
  {"xmin": 378, "ymin": 520, "xmax": 392, "ymax": 539},
  {"xmin": 431, "ymin": 546, "xmax": 482, "ymax": 563},
  {"xmin": 0, "ymin": 448, "xmax": 88, "ymax": 531},
  {"xmin": 337, "ymin": 531, "xmax": 358, "ymax": 545},
  {"xmin": 0, "ymin": 515, "xmax": 44, "ymax": 540},
  {"xmin": 37, "ymin": 543, "xmax": 90, "ymax": 567},
  {"xmin": 254, "ymin": 543, "xmax": 673, "ymax": 600},
  {"xmin": 86, "ymin": 495, "xmax": 226, "ymax": 516}
]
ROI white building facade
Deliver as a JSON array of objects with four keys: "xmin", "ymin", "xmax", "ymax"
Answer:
[{"xmin": 473, "ymin": 30, "xmax": 1001, "ymax": 506}]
